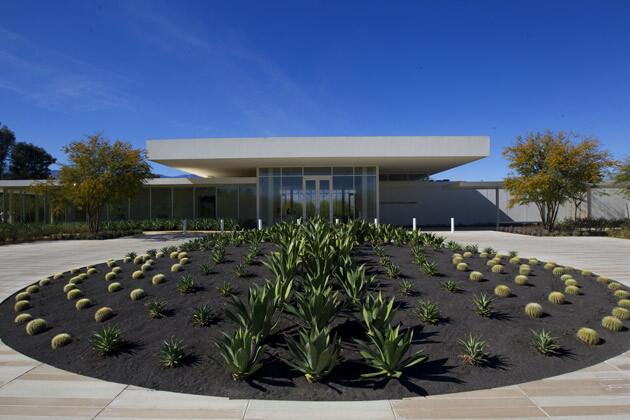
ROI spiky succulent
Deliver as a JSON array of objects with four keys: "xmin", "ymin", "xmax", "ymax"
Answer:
[
  {"xmin": 456, "ymin": 262, "xmax": 469, "ymax": 272},
  {"xmin": 25, "ymin": 318, "xmax": 47, "ymax": 335},
  {"xmin": 618, "ymin": 300, "xmax": 630, "ymax": 310},
  {"xmin": 26, "ymin": 285, "xmax": 39, "ymax": 294},
  {"xmin": 597, "ymin": 276, "xmax": 610, "ymax": 285},
  {"xmin": 441, "ymin": 280, "xmax": 459, "ymax": 293},
  {"xmin": 564, "ymin": 278, "xmax": 578, "ymax": 287},
  {"xmin": 414, "ymin": 300, "xmax": 440, "ymax": 325},
  {"xmin": 226, "ymin": 284, "xmax": 277, "ymax": 341},
  {"xmin": 581, "ymin": 269, "xmax": 593, "ymax": 276},
  {"xmin": 458, "ymin": 334, "xmax": 488, "ymax": 365},
  {"xmin": 548, "ymin": 291, "xmax": 565, "ymax": 304},
  {"xmin": 217, "ymin": 280, "xmax": 236, "ymax": 297},
  {"xmin": 199, "ymin": 263, "xmax": 212, "ymax": 276},
  {"xmin": 211, "ymin": 246, "xmax": 226, "ymax": 264},
  {"xmin": 399, "ymin": 280, "xmax": 413, "ymax": 296},
  {"xmin": 287, "ymin": 287, "xmax": 340, "ymax": 331},
  {"xmin": 15, "ymin": 292, "xmax": 30, "ymax": 301},
  {"xmin": 601, "ymin": 316, "xmax": 623, "ymax": 332},
  {"xmin": 215, "ymin": 328, "xmax": 265, "ymax": 381},
  {"xmin": 576, "ymin": 327, "xmax": 600, "ymax": 345},
  {"xmin": 421, "ymin": 260, "xmax": 439, "ymax": 276},
  {"xmin": 191, "ymin": 304, "xmax": 216, "ymax": 327},
  {"xmin": 132, "ymin": 270, "xmax": 144, "ymax": 279},
  {"xmin": 147, "ymin": 299, "xmax": 167, "ymax": 319},
  {"xmin": 336, "ymin": 264, "xmax": 373, "ymax": 307},
  {"xmin": 543, "ymin": 262, "xmax": 555, "ymax": 270},
  {"xmin": 519, "ymin": 265, "xmax": 531, "ymax": 276},
  {"xmin": 525, "ymin": 302, "xmax": 544, "ymax": 318},
  {"xmin": 361, "ymin": 292, "xmax": 395, "ymax": 336},
  {"xmin": 472, "ymin": 293, "xmax": 494, "ymax": 317},
  {"xmin": 615, "ymin": 290, "xmax": 630, "ymax": 299},
  {"xmin": 91, "ymin": 326, "xmax": 123, "ymax": 356},
  {"xmin": 531, "ymin": 329, "xmax": 561, "ymax": 355},
  {"xmin": 491, "ymin": 264, "xmax": 504, "ymax": 274},
  {"xmin": 105, "ymin": 272, "xmax": 117, "ymax": 281},
  {"xmin": 51, "ymin": 333, "xmax": 72, "ymax": 349},
  {"xmin": 177, "ymin": 274, "xmax": 196, "ymax": 294},
  {"xmin": 233, "ymin": 263, "xmax": 247, "ymax": 278},
  {"xmin": 285, "ymin": 327, "xmax": 341, "ymax": 383},
  {"xmin": 160, "ymin": 338, "xmax": 186, "ymax": 368},
  {"xmin": 63, "ymin": 283, "xmax": 76, "ymax": 293},
  {"xmin": 355, "ymin": 325, "xmax": 427, "ymax": 378}
]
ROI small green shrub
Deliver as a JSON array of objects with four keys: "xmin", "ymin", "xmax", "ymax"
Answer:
[
  {"xmin": 469, "ymin": 271, "xmax": 483, "ymax": 282},
  {"xmin": 105, "ymin": 272, "xmax": 117, "ymax": 281},
  {"xmin": 130, "ymin": 288, "xmax": 146, "ymax": 301},
  {"xmin": 141, "ymin": 263, "xmax": 152, "ymax": 272},
  {"xmin": 91, "ymin": 326, "xmax": 123, "ymax": 356},
  {"xmin": 233, "ymin": 263, "xmax": 247, "ymax": 278},
  {"xmin": 548, "ymin": 291, "xmax": 564, "ymax": 304},
  {"xmin": 576, "ymin": 327, "xmax": 600, "ymax": 345},
  {"xmin": 160, "ymin": 338, "xmax": 186, "ymax": 368},
  {"xmin": 614, "ymin": 290, "xmax": 630, "ymax": 299},
  {"xmin": 544, "ymin": 262, "xmax": 555, "ymax": 270},
  {"xmin": 458, "ymin": 334, "xmax": 488, "ymax": 366},
  {"xmin": 14, "ymin": 313, "xmax": 32, "ymax": 324},
  {"xmin": 177, "ymin": 274, "xmax": 196, "ymax": 294},
  {"xmin": 564, "ymin": 278, "xmax": 578, "ymax": 287},
  {"xmin": 171, "ymin": 263, "xmax": 182, "ymax": 272},
  {"xmin": 456, "ymin": 262, "xmax": 468, "ymax": 272},
  {"xmin": 421, "ymin": 260, "xmax": 439, "ymax": 276},
  {"xmin": 66, "ymin": 289, "xmax": 83, "ymax": 300},
  {"xmin": 51, "ymin": 333, "xmax": 72, "ymax": 349},
  {"xmin": 494, "ymin": 285, "xmax": 511, "ymax": 298},
  {"xmin": 602, "ymin": 316, "xmax": 623, "ymax": 331},
  {"xmin": 491, "ymin": 264, "xmax": 504, "ymax": 274},
  {"xmin": 132, "ymin": 270, "xmax": 144, "ymax": 279},
  {"xmin": 565, "ymin": 285, "xmax": 580, "ymax": 295},
  {"xmin": 25, "ymin": 318, "xmax": 47, "ymax": 335},
  {"xmin": 472, "ymin": 293, "xmax": 494, "ymax": 317},
  {"xmin": 399, "ymin": 280, "xmax": 413, "ymax": 296},
  {"xmin": 38, "ymin": 278, "xmax": 50, "ymax": 287},
  {"xmin": 15, "ymin": 292, "xmax": 30, "ymax": 301},
  {"xmin": 112, "ymin": 266, "xmax": 122, "ymax": 274},
  {"xmin": 608, "ymin": 282, "xmax": 624, "ymax": 291},
  {"xmin": 191, "ymin": 304, "xmax": 216, "ymax": 327},
  {"xmin": 94, "ymin": 306, "xmax": 114, "ymax": 322},
  {"xmin": 152, "ymin": 274, "xmax": 166, "ymax": 285},
  {"xmin": 87, "ymin": 267, "xmax": 97, "ymax": 276},
  {"xmin": 612, "ymin": 306, "xmax": 630, "ymax": 320},
  {"xmin": 63, "ymin": 283, "xmax": 77, "ymax": 293},
  {"xmin": 200, "ymin": 263, "xmax": 212, "ymax": 276},
  {"xmin": 285, "ymin": 327, "xmax": 341, "ymax": 382},
  {"xmin": 414, "ymin": 300, "xmax": 440, "ymax": 324},
  {"xmin": 147, "ymin": 299, "xmax": 167, "ymax": 319},
  {"xmin": 531, "ymin": 329, "xmax": 561, "ymax": 355},
  {"xmin": 441, "ymin": 280, "xmax": 459, "ymax": 293},
  {"xmin": 597, "ymin": 276, "xmax": 610, "ymax": 284},
  {"xmin": 108, "ymin": 282, "xmax": 122, "ymax": 293},
  {"xmin": 217, "ymin": 280, "xmax": 236, "ymax": 297},
  {"xmin": 618, "ymin": 299, "xmax": 630, "ymax": 309},
  {"xmin": 75, "ymin": 298, "xmax": 92, "ymax": 310},
  {"xmin": 215, "ymin": 328, "xmax": 265, "ymax": 381},
  {"xmin": 514, "ymin": 275, "xmax": 528, "ymax": 285},
  {"xmin": 525, "ymin": 302, "xmax": 544, "ymax": 318},
  {"xmin": 384, "ymin": 263, "xmax": 400, "ymax": 279},
  {"xmin": 211, "ymin": 247, "xmax": 226, "ymax": 264}
]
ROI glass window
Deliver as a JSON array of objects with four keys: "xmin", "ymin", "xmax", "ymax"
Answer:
[
  {"xmin": 304, "ymin": 167, "xmax": 331, "ymax": 176},
  {"xmin": 333, "ymin": 167, "xmax": 353, "ymax": 175},
  {"xmin": 355, "ymin": 167, "xmax": 376, "ymax": 176},
  {"xmin": 130, "ymin": 188, "xmax": 150, "ymax": 220},
  {"xmin": 281, "ymin": 176, "xmax": 303, "ymax": 222},
  {"xmin": 238, "ymin": 185, "xmax": 256, "ymax": 227},
  {"xmin": 151, "ymin": 187, "xmax": 172, "ymax": 219},
  {"xmin": 217, "ymin": 186, "xmax": 238, "ymax": 220},
  {"xmin": 281, "ymin": 167, "xmax": 302, "ymax": 176},
  {"xmin": 259, "ymin": 176, "xmax": 281, "ymax": 226},
  {"xmin": 355, "ymin": 174, "xmax": 377, "ymax": 221},
  {"xmin": 173, "ymin": 187, "xmax": 193, "ymax": 219},
  {"xmin": 196, "ymin": 187, "xmax": 216, "ymax": 218},
  {"xmin": 332, "ymin": 175, "xmax": 355, "ymax": 221}
]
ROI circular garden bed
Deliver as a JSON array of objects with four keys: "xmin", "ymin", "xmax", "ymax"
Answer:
[{"xmin": 0, "ymin": 221, "xmax": 628, "ymax": 401}]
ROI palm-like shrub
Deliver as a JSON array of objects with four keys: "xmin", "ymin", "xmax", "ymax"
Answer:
[
  {"xmin": 612, "ymin": 306, "xmax": 630, "ymax": 319},
  {"xmin": 337, "ymin": 264, "xmax": 373, "ymax": 307},
  {"xmin": 525, "ymin": 302, "xmax": 544, "ymax": 318},
  {"xmin": 75, "ymin": 298, "xmax": 92, "ymax": 310},
  {"xmin": 211, "ymin": 246, "xmax": 226, "ymax": 264},
  {"xmin": 458, "ymin": 334, "xmax": 488, "ymax": 365},
  {"xmin": 199, "ymin": 263, "xmax": 212, "ymax": 276},
  {"xmin": 531, "ymin": 329, "xmax": 561, "ymax": 355},
  {"xmin": 94, "ymin": 307, "xmax": 114, "ymax": 322},
  {"xmin": 494, "ymin": 285, "xmax": 511, "ymax": 298},
  {"xmin": 601, "ymin": 316, "xmax": 623, "ymax": 331},
  {"xmin": 472, "ymin": 293, "xmax": 494, "ymax": 317},
  {"xmin": 160, "ymin": 338, "xmax": 186, "ymax": 368},
  {"xmin": 226, "ymin": 285, "xmax": 277, "ymax": 341},
  {"xmin": 91, "ymin": 326, "xmax": 123, "ymax": 356},
  {"xmin": 191, "ymin": 304, "xmax": 216, "ymax": 327},
  {"xmin": 469, "ymin": 271, "xmax": 483, "ymax": 282},
  {"xmin": 285, "ymin": 327, "xmax": 341, "ymax": 383},
  {"xmin": 548, "ymin": 291, "xmax": 565, "ymax": 304},
  {"xmin": 362, "ymin": 293, "xmax": 395, "ymax": 336},
  {"xmin": 399, "ymin": 280, "xmax": 413, "ymax": 296},
  {"xmin": 177, "ymin": 275, "xmax": 196, "ymax": 294},
  {"xmin": 14, "ymin": 313, "xmax": 32, "ymax": 324},
  {"xmin": 286, "ymin": 287, "xmax": 340, "ymax": 331},
  {"xmin": 129, "ymin": 288, "xmax": 145, "ymax": 301},
  {"xmin": 355, "ymin": 325, "xmax": 426, "ymax": 378},
  {"xmin": 25, "ymin": 318, "xmax": 47, "ymax": 335},
  {"xmin": 108, "ymin": 282, "xmax": 122, "ymax": 293},
  {"xmin": 384, "ymin": 262, "xmax": 401, "ymax": 279},
  {"xmin": 414, "ymin": 300, "xmax": 440, "ymax": 325},
  {"xmin": 51, "ymin": 333, "xmax": 72, "ymax": 349},
  {"xmin": 576, "ymin": 327, "xmax": 600, "ymax": 345},
  {"xmin": 215, "ymin": 328, "xmax": 265, "ymax": 381}
]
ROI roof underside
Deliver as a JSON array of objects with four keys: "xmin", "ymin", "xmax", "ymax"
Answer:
[{"xmin": 147, "ymin": 136, "xmax": 490, "ymax": 177}]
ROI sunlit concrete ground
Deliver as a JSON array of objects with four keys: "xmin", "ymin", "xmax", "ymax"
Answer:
[{"xmin": 0, "ymin": 231, "xmax": 629, "ymax": 419}]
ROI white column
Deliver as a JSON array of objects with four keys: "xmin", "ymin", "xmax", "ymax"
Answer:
[
  {"xmin": 257, "ymin": 218, "xmax": 262, "ymax": 230},
  {"xmin": 450, "ymin": 217, "xmax": 455, "ymax": 233},
  {"xmin": 412, "ymin": 217, "xmax": 416, "ymax": 231}
]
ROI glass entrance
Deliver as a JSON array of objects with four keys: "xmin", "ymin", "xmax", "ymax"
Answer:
[{"xmin": 303, "ymin": 176, "xmax": 332, "ymax": 221}]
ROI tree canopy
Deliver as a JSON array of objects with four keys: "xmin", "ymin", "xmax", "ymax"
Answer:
[
  {"xmin": 615, "ymin": 157, "xmax": 630, "ymax": 198},
  {"xmin": 0, "ymin": 123, "xmax": 16, "ymax": 179},
  {"xmin": 503, "ymin": 131, "xmax": 615, "ymax": 231},
  {"xmin": 8, "ymin": 142, "xmax": 56, "ymax": 179}
]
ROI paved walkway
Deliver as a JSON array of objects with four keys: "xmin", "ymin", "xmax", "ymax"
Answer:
[{"xmin": 0, "ymin": 232, "xmax": 629, "ymax": 419}]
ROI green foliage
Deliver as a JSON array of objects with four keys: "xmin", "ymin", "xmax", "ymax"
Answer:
[
  {"xmin": 25, "ymin": 318, "xmax": 47, "ymax": 335},
  {"xmin": 171, "ymin": 263, "xmax": 182, "ymax": 272},
  {"xmin": 601, "ymin": 316, "xmax": 623, "ymax": 332},
  {"xmin": 215, "ymin": 328, "xmax": 265, "ymax": 381},
  {"xmin": 441, "ymin": 280, "xmax": 459, "ymax": 293},
  {"xmin": 414, "ymin": 300, "xmax": 440, "ymax": 325},
  {"xmin": 91, "ymin": 326, "xmax": 123, "ymax": 356},
  {"xmin": 217, "ymin": 280, "xmax": 236, "ymax": 297},
  {"xmin": 548, "ymin": 291, "xmax": 565, "ymax": 304},
  {"xmin": 612, "ymin": 306, "xmax": 630, "ymax": 319},
  {"xmin": 177, "ymin": 274, "xmax": 196, "ymax": 294},
  {"xmin": 494, "ymin": 285, "xmax": 511, "ymax": 298},
  {"xmin": 362, "ymin": 293, "xmax": 395, "ymax": 336},
  {"xmin": 472, "ymin": 293, "xmax": 494, "ymax": 317},
  {"xmin": 129, "ymin": 288, "xmax": 145, "ymax": 301},
  {"xmin": 399, "ymin": 280, "xmax": 413, "ymax": 296},
  {"xmin": 233, "ymin": 263, "xmax": 247, "ymax": 278},
  {"xmin": 66, "ymin": 289, "xmax": 83, "ymax": 300},
  {"xmin": 199, "ymin": 263, "xmax": 212, "ymax": 276},
  {"xmin": 576, "ymin": 327, "xmax": 600, "ymax": 345},
  {"xmin": 384, "ymin": 262, "xmax": 401, "ymax": 279},
  {"xmin": 285, "ymin": 327, "xmax": 341, "ymax": 383},
  {"xmin": 337, "ymin": 264, "xmax": 373, "ymax": 307},
  {"xmin": 531, "ymin": 329, "xmax": 561, "ymax": 355},
  {"xmin": 14, "ymin": 313, "xmax": 32, "ymax": 324},
  {"xmin": 211, "ymin": 246, "xmax": 226, "ymax": 264},
  {"xmin": 421, "ymin": 260, "xmax": 439, "ymax": 276},
  {"xmin": 469, "ymin": 271, "xmax": 483, "ymax": 282},
  {"xmin": 458, "ymin": 334, "xmax": 488, "ymax": 365},
  {"xmin": 108, "ymin": 282, "xmax": 122, "ymax": 293},
  {"xmin": 94, "ymin": 306, "xmax": 114, "ymax": 322},
  {"xmin": 147, "ymin": 299, "xmax": 167, "ymax": 319},
  {"xmin": 75, "ymin": 298, "xmax": 92, "ymax": 310},
  {"xmin": 286, "ymin": 287, "xmax": 340, "ymax": 331},
  {"xmin": 191, "ymin": 304, "xmax": 216, "ymax": 327},
  {"xmin": 355, "ymin": 325, "xmax": 427, "ymax": 379},
  {"xmin": 160, "ymin": 338, "xmax": 186, "ymax": 368},
  {"xmin": 51, "ymin": 333, "xmax": 72, "ymax": 350},
  {"xmin": 525, "ymin": 302, "xmax": 544, "ymax": 318},
  {"xmin": 226, "ymin": 285, "xmax": 277, "ymax": 341}
]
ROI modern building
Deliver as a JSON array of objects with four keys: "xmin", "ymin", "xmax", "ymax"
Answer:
[{"xmin": 1, "ymin": 136, "xmax": 628, "ymax": 227}]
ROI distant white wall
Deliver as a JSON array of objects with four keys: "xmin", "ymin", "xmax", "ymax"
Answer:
[{"xmin": 379, "ymin": 181, "xmax": 630, "ymax": 226}]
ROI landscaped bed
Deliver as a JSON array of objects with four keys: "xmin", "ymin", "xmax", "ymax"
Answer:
[{"xmin": 1, "ymin": 220, "xmax": 628, "ymax": 401}]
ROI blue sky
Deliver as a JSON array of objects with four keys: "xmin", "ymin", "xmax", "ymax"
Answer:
[{"xmin": 1, "ymin": 0, "xmax": 629, "ymax": 179}]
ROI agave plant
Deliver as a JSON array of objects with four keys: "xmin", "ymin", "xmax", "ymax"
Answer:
[
  {"xmin": 263, "ymin": 239, "xmax": 302, "ymax": 284},
  {"xmin": 336, "ymin": 264, "xmax": 373, "ymax": 307},
  {"xmin": 362, "ymin": 292, "xmax": 395, "ymax": 336},
  {"xmin": 226, "ymin": 284, "xmax": 278, "ymax": 341},
  {"xmin": 286, "ymin": 287, "xmax": 340, "ymax": 331},
  {"xmin": 421, "ymin": 260, "xmax": 439, "ymax": 277},
  {"xmin": 355, "ymin": 325, "xmax": 427, "ymax": 379},
  {"xmin": 215, "ymin": 328, "xmax": 265, "ymax": 381},
  {"xmin": 285, "ymin": 327, "xmax": 341, "ymax": 383}
]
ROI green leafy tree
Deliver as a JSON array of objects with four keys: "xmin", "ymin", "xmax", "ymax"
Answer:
[
  {"xmin": 31, "ymin": 134, "xmax": 152, "ymax": 233},
  {"xmin": 615, "ymin": 157, "xmax": 630, "ymax": 198},
  {"xmin": 503, "ymin": 131, "xmax": 614, "ymax": 231},
  {"xmin": 8, "ymin": 142, "xmax": 56, "ymax": 179},
  {"xmin": 0, "ymin": 123, "xmax": 16, "ymax": 179}
]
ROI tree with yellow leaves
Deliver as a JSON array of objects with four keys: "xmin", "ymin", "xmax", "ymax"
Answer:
[{"xmin": 503, "ymin": 131, "xmax": 614, "ymax": 231}]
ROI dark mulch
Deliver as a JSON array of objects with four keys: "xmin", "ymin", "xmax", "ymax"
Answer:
[{"xmin": 0, "ymin": 244, "xmax": 628, "ymax": 401}]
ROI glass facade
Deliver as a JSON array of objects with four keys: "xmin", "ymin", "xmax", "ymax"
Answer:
[{"xmin": 257, "ymin": 167, "xmax": 378, "ymax": 226}]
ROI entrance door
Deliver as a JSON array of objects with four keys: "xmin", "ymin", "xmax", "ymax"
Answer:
[{"xmin": 303, "ymin": 176, "xmax": 332, "ymax": 222}]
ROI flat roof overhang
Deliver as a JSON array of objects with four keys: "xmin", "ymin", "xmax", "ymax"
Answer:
[{"xmin": 147, "ymin": 136, "xmax": 490, "ymax": 177}]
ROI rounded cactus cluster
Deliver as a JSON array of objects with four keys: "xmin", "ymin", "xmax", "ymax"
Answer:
[
  {"xmin": 51, "ymin": 333, "xmax": 72, "ymax": 349},
  {"xmin": 69, "ymin": 276, "xmax": 82, "ymax": 285},
  {"xmin": 618, "ymin": 299, "xmax": 630, "ymax": 309},
  {"xmin": 564, "ymin": 278, "xmax": 578, "ymax": 287},
  {"xmin": 552, "ymin": 267, "xmax": 565, "ymax": 277},
  {"xmin": 576, "ymin": 327, "xmax": 600, "ymax": 345},
  {"xmin": 169, "ymin": 251, "xmax": 179, "ymax": 259},
  {"xmin": 66, "ymin": 289, "xmax": 83, "ymax": 300},
  {"xmin": 560, "ymin": 274, "xmax": 572, "ymax": 282},
  {"xmin": 108, "ymin": 282, "xmax": 122, "ymax": 293},
  {"xmin": 141, "ymin": 263, "xmax": 152, "ymax": 272},
  {"xmin": 53, "ymin": 273, "xmax": 64, "ymax": 280},
  {"xmin": 479, "ymin": 252, "xmax": 489, "ymax": 259},
  {"xmin": 25, "ymin": 318, "xmax": 47, "ymax": 336},
  {"xmin": 494, "ymin": 285, "xmax": 511, "ymax": 298},
  {"xmin": 178, "ymin": 251, "xmax": 188, "ymax": 260},
  {"xmin": 519, "ymin": 265, "xmax": 530, "ymax": 276},
  {"xmin": 514, "ymin": 275, "xmax": 528, "ymax": 285},
  {"xmin": 601, "ymin": 316, "xmax": 623, "ymax": 332},
  {"xmin": 452, "ymin": 255, "xmax": 463, "ymax": 265},
  {"xmin": 612, "ymin": 306, "xmax": 630, "ymax": 320},
  {"xmin": 106, "ymin": 259, "xmax": 117, "ymax": 268},
  {"xmin": 528, "ymin": 258, "xmax": 539, "ymax": 265},
  {"xmin": 613, "ymin": 290, "xmax": 629, "ymax": 299},
  {"xmin": 130, "ymin": 288, "xmax": 146, "ymax": 301},
  {"xmin": 132, "ymin": 270, "xmax": 144, "ymax": 279},
  {"xmin": 543, "ymin": 262, "xmax": 555, "ymax": 270},
  {"xmin": 94, "ymin": 307, "xmax": 114, "ymax": 322},
  {"xmin": 456, "ymin": 262, "xmax": 468, "ymax": 272},
  {"xmin": 25, "ymin": 285, "xmax": 39, "ymax": 294},
  {"xmin": 564, "ymin": 285, "xmax": 580, "ymax": 295},
  {"xmin": 38, "ymin": 278, "xmax": 51, "ymax": 287},
  {"xmin": 581, "ymin": 269, "xmax": 593, "ymax": 276},
  {"xmin": 133, "ymin": 255, "xmax": 144, "ymax": 265},
  {"xmin": 608, "ymin": 282, "xmax": 623, "ymax": 291},
  {"xmin": 171, "ymin": 263, "xmax": 182, "ymax": 272},
  {"xmin": 486, "ymin": 259, "xmax": 497, "ymax": 267},
  {"xmin": 597, "ymin": 276, "xmax": 610, "ymax": 285},
  {"xmin": 180, "ymin": 257, "xmax": 190, "ymax": 265},
  {"xmin": 156, "ymin": 251, "xmax": 165, "ymax": 259},
  {"xmin": 525, "ymin": 302, "xmax": 543, "ymax": 318},
  {"xmin": 75, "ymin": 298, "xmax": 92, "ymax": 310},
  {"xmin": 509, "ymin": 256, "xmax": 520, "ymax": 265},
  {"xmin": 548, "ymin": 291, "xmax": 565, "ymax": 305},
  {"xmin": 469, "ymin": 271, "xmax": 483, "ymax": 282},
  {"xmin": 123, "ymin": 256, "xmax": 132, "ymax": 263},
  {"xmin": 14, "ymin": 313, "xmax": 33, "ymax": 324},
  {"xmin": 14, "ymin": 300, "xmax": 31, "ymax": 312},
  {"xmin": 63, "ymin": 284, "xmax": 76, "ymax": 293},
  {"xmin": 112, "ymin": 266, "xmax": 122, "ymax": 274},
  {"xmin": 15, "ymin": 292, "xmax": 30, "ymax": 301},
  {"xmin": 152, "ymin": 274, "xmax": 166, "ymax": 285},
  {"xmin": 87, "ymin": 267, "xmax": 97, "ymax": 276},
  {"xmin": 105, "ymin": 272, "xmax": 117, "ymax": 281},
  {"xmin": 491, "ymin": 264, "xmax": 504, "ymax": 274},
  {"xmin": 463, "ymin": 251, "xmax": 472, "ymax": 258}
]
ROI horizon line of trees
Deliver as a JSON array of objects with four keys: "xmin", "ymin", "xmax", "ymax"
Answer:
[{"xmin": 0, "ymin": 122, "xmax": 56, "ymax": 180}]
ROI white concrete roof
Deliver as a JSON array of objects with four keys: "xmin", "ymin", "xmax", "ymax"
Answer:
[{"xmin": 147, "ymin": 136, "xmax": 490, "ymax": 177}]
